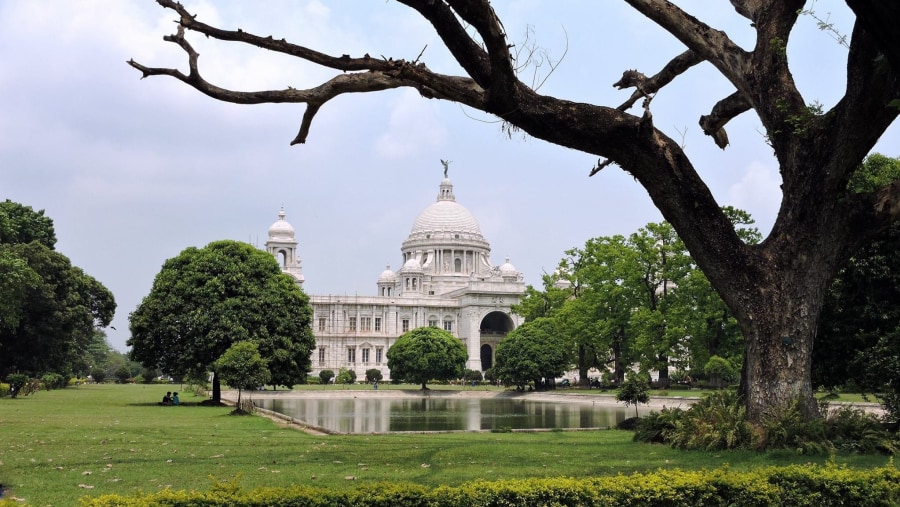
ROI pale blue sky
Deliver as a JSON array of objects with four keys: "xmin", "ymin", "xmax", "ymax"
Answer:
[{"xmin": 2, "ymin": 1, "xmax": 897, "ymax": 352}]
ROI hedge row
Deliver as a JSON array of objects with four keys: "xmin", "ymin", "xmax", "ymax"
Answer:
[{"xmin": 79, "ymin": 464, "xmax": 899, "ymax": 507}]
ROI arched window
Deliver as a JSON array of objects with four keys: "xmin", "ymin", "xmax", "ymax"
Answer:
[{"xmin": 454, "ymin": 258, "xmax": 462, "ymax": 272}]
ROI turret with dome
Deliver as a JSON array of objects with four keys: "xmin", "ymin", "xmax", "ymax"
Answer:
[{"xmin": 264, "ymin": 160, "xmax": 525, "ymax": 378}]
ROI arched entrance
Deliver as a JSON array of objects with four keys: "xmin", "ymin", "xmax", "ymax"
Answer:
[
  {"xmin": 478, "ymin": 311, "xmax": 514, "ymax": 371},
  {"xmin": 480, "ymin": 344, "xmax": 493, "ymax": 370}
]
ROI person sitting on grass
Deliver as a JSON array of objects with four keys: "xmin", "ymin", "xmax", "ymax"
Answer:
[
  {"xmin": 172, "ymin": 392, "xmax": 180, "ymax": 405},
  {"xmin": 161, "ymin": 392, "xmax": 172, "ymax": 405}
]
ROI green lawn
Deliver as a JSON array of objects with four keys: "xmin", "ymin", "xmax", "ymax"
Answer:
[{"xmin": 0, "ymin": 384, "xmax": 893, "ymax": 506}]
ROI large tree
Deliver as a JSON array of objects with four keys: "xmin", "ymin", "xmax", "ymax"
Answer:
[
  {"xmin": 128, "ymin": 239, "xmax": 314, "ymax": 402},
  {"xmin": 815, "ymin": 155, "xmax": 900, "ymax": 415},
  {"xmin": 494, "ymin": 317, "xmax": 573, "ymax": 391},
  {"xmin": 129, "ymin": 1, "xmax": 900, "ymax": 423},
  {"xmin": 0, "ymin": 201, "xmax": 115, "ymax": 378},
  {"xmin": 386, "ymin": 326, "xmax": 467, "ymax": 390}
]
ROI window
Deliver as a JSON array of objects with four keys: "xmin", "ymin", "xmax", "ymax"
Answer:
[
  {"xmin": 402, "ymin": 319, "xmax": 410, "ymax": 332},
  {"xmin": 376, "ymin": 347, "xmax": 383, "ymax": 364},
  {"xmin": 429, "ymin": 319, "xmax": 438, "ymax": 328},
  {"xmin": 318, "ymin": 347, "xmax": 326, "ymax": 363},
  {"xmin": 454, "ymin": 258, "xmax": 462, "ymax": 272},
  {"xmin": 444, "ymin": 320, "xmax": 453, "ymax": 332},
  {"xmin": 318, "ymin": 318, "xmax": 326, "ymax": 332},
  {"xmin": 349, "ymin": 317, "xmax": 357, "ymax": 332},
  {"xmin": 347, "ymin": 348, "xmax": 356, "ymax": 363},
  {"xmin": 361, "ymin": 317, "xmax": 371, "ymax": 331},
  {"xmin": 361, "ymin": 348, "xmax": 370, "ymax": 363},
  {"xmin": 374, "ymin": 317, "xmax": 382, "ymax": 332}
]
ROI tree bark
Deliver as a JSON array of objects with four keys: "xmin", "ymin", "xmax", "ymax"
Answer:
[{"xmin": 212, "ymin": 371, "xmax": 221, "ymax": 403}]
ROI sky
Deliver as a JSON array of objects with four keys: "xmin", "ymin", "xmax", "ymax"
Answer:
[{"xmin": 1, "ymin": 1, "xmax": 897, "ymax": 353}]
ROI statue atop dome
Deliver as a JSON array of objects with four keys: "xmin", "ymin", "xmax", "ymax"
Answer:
[{"xmin": 440, "ymin": 158, "xmax": 451, "ymax": 178}]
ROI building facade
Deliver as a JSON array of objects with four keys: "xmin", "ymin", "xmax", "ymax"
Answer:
[{"xmin": 265, "ymin": 170, "xmax": 526, "ymax": 380}]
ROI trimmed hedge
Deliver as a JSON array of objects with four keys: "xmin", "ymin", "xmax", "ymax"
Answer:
[{"xmin": 79, "ymin": 464, "xmax": 900, "ymax": 507}]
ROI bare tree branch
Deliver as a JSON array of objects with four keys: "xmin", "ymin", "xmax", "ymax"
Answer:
[
  {"xmin": 129, "ymin": 0, "xmax": 489, "ymax": 144},
  {"xmin": 623, "ymin": 0, "xmax": 750, "ymax": 86},
  {"xmin": 615, "ymin": 50, "xmax": 703, "ymax": 111},
  {"xmin": 397, "ymin": 0, "xmax": 491, "ymax": 85},
  {"xmin": 699, "ymin": 92, "xmax": 751, "ymax": 149}
]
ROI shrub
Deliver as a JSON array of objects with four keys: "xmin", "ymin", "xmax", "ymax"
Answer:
[
  {"xmin": 365, "ymin": 368, "xmax": 383, "ymax": 383},
  {"xmin": 0, "ymin": 382, "xmax": 9, "ymax": 397},
  {"xmin": 90, "ymin": 367, "xmax": 107, "ymax": 383},
  {"xmin": 114, "ymin": 365, "xmax": 132, "ymax": 384},
  {"xmin": 40, "ymin": 372, "xmax": 66, "ymax": 390},
  {"xmin": 463, "ymin": 369, "xmax": 483, "ymax": 382},
  {"xmin": 336, "ymin": 368, "xmax": 356, "ymax": 385},
  {"xmin": 633, "ymin": 407, "xmax": 685, "ymax": 443},
  {"xmin": 824, "ymin": 404, "xmax": 899, "ymax": 454},
  {"xmin": 6, "ymin": 373, "xmax": 30, "ymax": 398},
  {"xmin": 78, "ymin": 464, "xmax": 900, "ymax": 507},
  {"xmin": 319, "ymin": 369, "xmax": 335, "ymax": 384}
]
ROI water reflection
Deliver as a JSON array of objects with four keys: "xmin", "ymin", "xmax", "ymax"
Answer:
[{"xmin": 254, "ymin": 396, "xmax": 648, "ymax": 434}]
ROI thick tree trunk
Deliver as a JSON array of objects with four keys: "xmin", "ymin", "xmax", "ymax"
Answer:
[
  {"xmin": 577, "ymin": 344, "xmax": 590, "ymax": 388},
  {"xmin": 733, "ymin": 263, "xmax": 827, "ymax": 422},
  {"xmin": 657, "ymin": 354, "xmax": 670, "ymax": 388},
  {"xmin": 212, "ymin": 371, "xmax": 221, "ymax": 403}
]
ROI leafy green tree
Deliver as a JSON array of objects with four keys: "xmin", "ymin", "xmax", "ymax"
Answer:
[
  {"xmin": 215, "ymin": 340, "xmax": 271, "ymax": 411},
  {"xmin": 0, "ymin": 200, "xmax": 56, "ymax": 248},
  {"xmin": 815, "ymin": 155, "xmax": 900, "ymax": 421},
  {"xmin": 511, "ymin": 267, "xmax": 574, "ymax": 322},
  {"xmin": 616, "ymin": 373, "xmax": 651, "ymax": 419},
  {"xmin": 0, "ymin": 247, "xmax": 41, "ymax": 331},
  {"xmin": 0, "ymin": 242, "xmax": 115, "ymax": 378},
  {"xmin": 387, "ymin": 327, "xmax": 467, "ymax": 390},
  {"xmin": 495, "ymin": 318, "xmax": 572, "ymax": 390},
  {"xmin": 626, "ymin": 222, "xmax": 693, "ymax": 388},
  {"xmin": 128, "ymin": 240, "xmax": 314, "ymax": 402},
  {"xmin": 564, "ymin": 235, "xmax": 640, "ymax": 385},
  {"xmin": 132, "ymin": 1, "xmax": 900, "ymax": 425}
]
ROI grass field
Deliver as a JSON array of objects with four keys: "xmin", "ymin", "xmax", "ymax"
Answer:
[{"xmin": 0, "ymin": 384, "xmax": 893, "ymax": 506}]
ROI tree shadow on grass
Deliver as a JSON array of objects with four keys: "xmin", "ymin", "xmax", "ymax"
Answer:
[{"xmin": 127, "ymin": 401, "xmax": 226, "ymax": 408}]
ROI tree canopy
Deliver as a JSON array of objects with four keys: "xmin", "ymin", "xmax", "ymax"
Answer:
[
  {"xmin": 129, "ymin": 1, "xmax": 900, "ymax": 424},
  {"xmin": 815, "ymin": 154, "xmax": 900, "ymax": 419},
  {"xmin": 215, "ymin": 340, "xmax": 271, "ymax": 410},
  {"xmin": 0, "ymin": 201, "xmax": 115, "ymax": 378},
  {"xmin": 386, "ymin": 326, "xmax": 467, "ymax": 390},
  {"xmin": 128, "ymin": 239, "xmax": 314, "ymax": 402},
  {"xmin": 494, "ymin": 317, "xmax": 572, "ymax": 390}
]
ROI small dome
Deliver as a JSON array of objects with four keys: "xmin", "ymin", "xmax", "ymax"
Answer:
[
  {"xmin": 400, "ymin": 257, "xmax": 423, "ymax": 273},
  {"xmin": 499, "ymin": 257, "xmax": 518, "ymax": 276},
  {"xmin": 268, "ymin": 208, "xmax": 295, "ymax": 241},
  {"xmin": 378, "ymin": 264, "xmax": 397, "ymax": 283}
]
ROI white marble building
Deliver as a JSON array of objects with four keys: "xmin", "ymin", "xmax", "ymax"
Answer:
[{"xmin": 265, "ymin": 170, "xmax": 526, "ymax": 380}]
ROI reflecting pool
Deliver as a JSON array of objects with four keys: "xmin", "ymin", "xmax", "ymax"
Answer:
[{"xmin": 253, "ymin": 395, "xmax": 652, "ymax": 434}]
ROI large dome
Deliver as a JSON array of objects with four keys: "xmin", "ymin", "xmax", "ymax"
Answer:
[
  {"xmin": 402, "ymin": 176, "xmax": 489, "ymax": 250},
  {"xmin": 410, "ymin": 199, "xmax": 482, "ymax": 236}
]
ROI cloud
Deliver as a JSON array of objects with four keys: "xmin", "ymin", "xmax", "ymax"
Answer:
[
  {"xmin": 374, "ymin": 89, "xmax": 448, "ymax": 159},
  {"xmin": 728, "ymin": 161, "xmax": 782, "ymax": 234}
]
